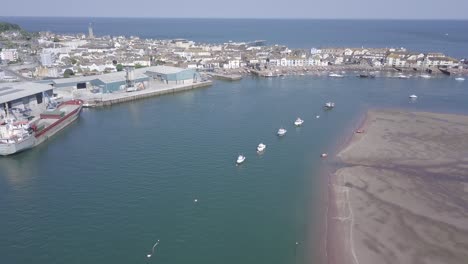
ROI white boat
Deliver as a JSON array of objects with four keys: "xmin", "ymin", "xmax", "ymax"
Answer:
[
  {"xmin": 329, "ymin": 73, "xmax": 344, "ymax": 78},
  {"xmin": 455, "ymin": 77, "xmax": 465, "ymax": 81},
  {"xmin": 409, "ymin": 94, "xmax": 418, "ymax": 99},
  {"xmin": 277, "ymin": 128, "xmax": 287, "ymax": 136},
  {"xmin": 324, "ymin": 102, "xmax": 335, "ymax": 109},
  {"xmin": 398, "ymin": 74, "xmax": 409, "ymax": 79},
  {"xmin": 294, "ymin": 118, "xmax": 304, "ymax": 126},
  {"xmin": 257, "ymin": 143, "xmax": 266, "ymax": 152},
  {"xmin": 236, "ymin": 155, "xmax": 246, "ymax": 165},
  {"xmin": 420, "ymin": 74, "xmax": 431, "ymax": 79}
]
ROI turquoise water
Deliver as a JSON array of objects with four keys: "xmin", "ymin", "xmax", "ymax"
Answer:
[{"xmin": 1, "ymin": 75, "xmax": 468, "ymax": 264}]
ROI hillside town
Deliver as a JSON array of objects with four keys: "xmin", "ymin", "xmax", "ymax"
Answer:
[{"xmin": 1, "ymin": 23, "xmax": 467, "ymax": 82}]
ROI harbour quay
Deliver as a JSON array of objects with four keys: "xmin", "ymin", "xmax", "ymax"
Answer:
[{"xmin": 39, "ymin": 65, "xmax": 212, "ymax": 107}]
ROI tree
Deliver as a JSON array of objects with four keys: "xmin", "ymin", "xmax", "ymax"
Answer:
[
  {"xmin": 53, "ymin": 37, "xmax": 60, "ymax": 42},
  {"xmin": 134, "ymin": 63, "xmax": 144, "ymax": 69},
  {"xmin": 70, "ymin": 58, "xmax": 77, "ymax": 65},
  {"xmin": 112, "ymin": 60, "xmax": 117, "ymax": 65},
  {"xmin": 116, "ymin": 64, "xmax": 123, "ymax": 72},
  {"xmin": 63, "ymin": 69, "xmax": 74, "ymax": 78}
]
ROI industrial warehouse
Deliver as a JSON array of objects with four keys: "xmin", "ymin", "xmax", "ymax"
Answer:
[{"xmin": 1, "ymin": 65, "xmax": 211, "ymax": 118}]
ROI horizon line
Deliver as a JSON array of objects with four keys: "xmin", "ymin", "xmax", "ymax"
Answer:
[{"xmin": 1, "ymin": 15, "xmax": 467, "ymax": 21}]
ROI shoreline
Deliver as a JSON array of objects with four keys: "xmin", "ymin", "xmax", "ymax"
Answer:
[{"xmin": 325, "ymin": 109, "xmax": 468, "ymax": 264}]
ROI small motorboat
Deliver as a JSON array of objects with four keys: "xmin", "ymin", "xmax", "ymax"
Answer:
[
  {"xmin": 277, "ymin": 128, "xmax": 287, "ymax": 136},
  {"xmin": 409, "ymin": 94, "xmax": 418, "ymax": 99},
  {"xmin": 455, "ymin": 77, "xmax": 465, "ymax": 81},
  {"xmin": 236, "ymin": 155, "xmax": 246, "ymax": 165},
  {"xmin": 329, "ymin": 73, "xmax": 344, "ymax": 78},
  {"xmin": 257, "ymin": 143, "xmax": 266, "ymax": 152},
  {"xmin": 398, "ymin": 74, "xmax": 409, "ymax": 79},
  {"xmin": 324, "ymin": 102, "xmax": 335, "ymax": 109},
  {"xmin": 316, "ymin": 115, "xmax": 320, "ymax": 119},
  {"xmin": 420, "ymin": 74, "xmax": 431, "ymax": 79},
  {"xmin": 355, "ymin": 129, "xmax": 364, "ymax": 134},
  {"xmin": 294, "ymin": 118, "xmax": 304, "ymax": 126},
  {"xmin": 321, "ymin": 153, "xmax": 328, "ymax": 158}
]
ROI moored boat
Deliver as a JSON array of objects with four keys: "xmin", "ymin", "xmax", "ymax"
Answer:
[
  {"xmin": 324, "ymin": 102, "xmax": 335, "ymax": 109},
  {"xmin": 294, "ymin": 118, "xmax": 304, "ymax": 126},
  {"xmin": 236, "ymin": 155, "xmax": 246, "ymax": 165},
  {"xmin": 277, "ymin": 128, "xmax": 287, "ymax": 136},
  {"xmin": 257, "ymin": 143, "xmax": 266, "ymax": 152},
  {"xmin": 455, "ymin": 77, "xmax": 465, "ymax": 81},
  {"xmin": 0, "ymin": 99, "xmax": 83, "ymax": 156}
]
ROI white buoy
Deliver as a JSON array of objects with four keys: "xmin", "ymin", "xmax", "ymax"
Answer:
[
  {"xmin": 194, "ymin": 199, "xmax": 198, "ymax": 203},
  {"xmin": 316, "ymin": 115, "xmax": 320, "ymax": 119}
]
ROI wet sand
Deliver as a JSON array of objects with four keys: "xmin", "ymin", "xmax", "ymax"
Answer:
[{"xmin": 328, "ymin": 110, "xmax": 468, "ymax": 264}]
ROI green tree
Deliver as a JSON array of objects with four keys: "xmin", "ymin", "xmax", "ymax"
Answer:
[
  {"xmin": 116, "ymin": 64, "xmax": 123, "ymax": 72},
  {"xmin": 134, "ymin": 63, "xmax": 144, "ymax": 69},
  {"xmin": 70, "ymin": 58, "xmax": 77, "ymax": 65},
  {"xmin": 53, "ymin": 37, "xmax": 60, "ymax": 42},
  {"xmin": 63, "ymin": 69, "xmax": 75, "ymax": 78}
]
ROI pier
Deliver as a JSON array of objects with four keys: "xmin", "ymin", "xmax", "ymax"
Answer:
[
  {"xmin": 206, "ymin": 72, "xmax": 242, "ymax": 81},
  {"xmin": 79, "ymin": 81, "xmax": 212, "ymax": 107}
]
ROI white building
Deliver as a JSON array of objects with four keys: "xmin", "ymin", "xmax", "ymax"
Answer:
[
  {"xmin": 40, "ymin": 52, "xmax": 54, "ymax": 66},
  {"xmin": 0, "ymin": 49, "xmax": 18, "ymax": 62}
]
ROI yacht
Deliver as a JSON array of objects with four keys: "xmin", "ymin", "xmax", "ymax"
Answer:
[
  {"xmin": 294, "ymin": 118, "xmax": 304, "ymax": 126},
  {"xmin": 409, "ymin": 94, "xmax": 418, "ymax": 99},
  {"xmin": 236, "ymin": 155, "xmax": 246, "ymax": 165},
  {"xmin": 455, "ymin": 77, "xmax": 465, "ymax": 81},
  {"xmin": 257, "ymin": 143, "xmax": 266, "ymax": 152},
  {"xmin": 277, "ymin": 128, "xmax": 287, "ymax": 136}
]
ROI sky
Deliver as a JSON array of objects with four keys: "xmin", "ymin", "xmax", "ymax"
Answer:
[{"xmin": 1, "ymin": 0, "xmax": 468, "ymax": 19}]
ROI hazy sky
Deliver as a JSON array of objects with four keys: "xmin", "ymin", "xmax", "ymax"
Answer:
[{"xmin": 1, "ymin": 0, "xmax": 467, "ymax": 19}]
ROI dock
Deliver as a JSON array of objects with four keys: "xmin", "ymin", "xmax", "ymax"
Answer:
[
  {"xmin": 80, "ymin": 81, "xmax": 212, "ymax": 107},
  {"xmin": 207, "ymin": 73, "xmax": 242, "ymax": 81}
]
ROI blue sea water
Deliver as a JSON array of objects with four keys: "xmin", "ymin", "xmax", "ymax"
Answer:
[
  {"xmin": 0, "ymin": 18, "xmax": 468, "ymax": 264},
  {"xmin": 1, "ymin": 17, "xmax": 468, "ymax": 58}
]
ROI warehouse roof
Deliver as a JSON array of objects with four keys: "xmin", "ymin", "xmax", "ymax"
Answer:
[{"xmin": 0, "ymin": 82, "xmax": 53, "ymax": 104}]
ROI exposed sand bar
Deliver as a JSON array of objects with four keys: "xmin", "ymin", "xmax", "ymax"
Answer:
[{"xmin": 328, "ymin": 110, "xmax": 468, "ymax": 264}]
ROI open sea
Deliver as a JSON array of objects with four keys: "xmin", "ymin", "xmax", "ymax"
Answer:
[{"xmin": 0, "ymin": 17, "xmax": 468, "ymax": 264}]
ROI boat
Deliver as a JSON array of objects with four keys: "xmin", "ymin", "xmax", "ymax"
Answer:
[
  {"xmin": 329, "ymin": 73, "xmax": 344, "ymax": 78},
  {"xmin": 398, "ymin": 74, "xmax": 409, "ymax": 79},
  {"xmin": 0, "ymin": 100, "xmax": 83, "ymax": 156},
  {"xmin": 420, "ymin": 74, "xmax": 431, "ymax": 79},
  {"xmin": 409, "ymin": 94, "xmax": 418, "ymax": 99},
  {"xmin": 359, "ymin": 73, "xmax": 375, "ymax": 78},
  {"xmin": 455, "ymin": 77, "xmax": 465, "ymax": 81},
  {"xmin": 294, "ymin": 118, "xmax": 304, "ymax": 126},
  {"xmin": 324, "ymin": 102, "xmax": 335, "ymax": 109},
  {"xmin": 257, "ymin": 143, "xmax": 266, "ymax": 152},
  {"xmin": 0, "ymin": 119, "xmax": 36, "ymax": 155},
  {"xmin": 321, "ymin": 153, "xmax": 328, "ymax": 158},
  {"xmin": 277, "ymin": 128, "xmax": 287, "ymax": 136},
  {"xmin": 236, "ymin": 155, "xmax": 246, "ymax": 165},
  {"xmin": 438, "ymin": 68, "xmax": 451, "ymax": 76}
]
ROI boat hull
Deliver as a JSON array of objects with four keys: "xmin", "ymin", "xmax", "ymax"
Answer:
[
  {"xmin": 0, "ymin": 135, "xmax": 36, "ymax": 156},
  {"xmin": 34, "ymin": 103, "xmax": 82, "ymax": 147}
]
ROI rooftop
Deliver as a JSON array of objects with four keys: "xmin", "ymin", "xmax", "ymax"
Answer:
[{"xmin": 0, "ymin": 82, "xmax": 53, "ymax": 105}]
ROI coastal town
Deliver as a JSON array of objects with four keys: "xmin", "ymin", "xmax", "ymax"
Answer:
[{"xmin": 1, "ymin": 22, "xmax": 467, "ymax": 83}]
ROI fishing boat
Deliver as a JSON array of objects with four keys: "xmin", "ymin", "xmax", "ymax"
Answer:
[
  {"xmin": 329, "ymin": 73, "xmax": 344, "ymax": 78},
  {"xmin": 409, "ymin": 94, "xmax": 418, "ymax": 99},
  {"xmin": 455, "ymin": 77, "xmax": 465, "ymax": 81}
]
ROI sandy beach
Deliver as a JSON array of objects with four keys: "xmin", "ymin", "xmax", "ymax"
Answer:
[{"xmin": 328, "ymin": 110, "xmax": 468, "ymax": 264}]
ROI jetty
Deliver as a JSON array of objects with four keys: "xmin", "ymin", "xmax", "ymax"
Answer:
[
  {"xmin": 80, "ymin": 81, "xmax": 212, "ymax": 107},
  {"xmin": 207, "ymin": 72, "xmax": 242, "ymax": 81}
]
